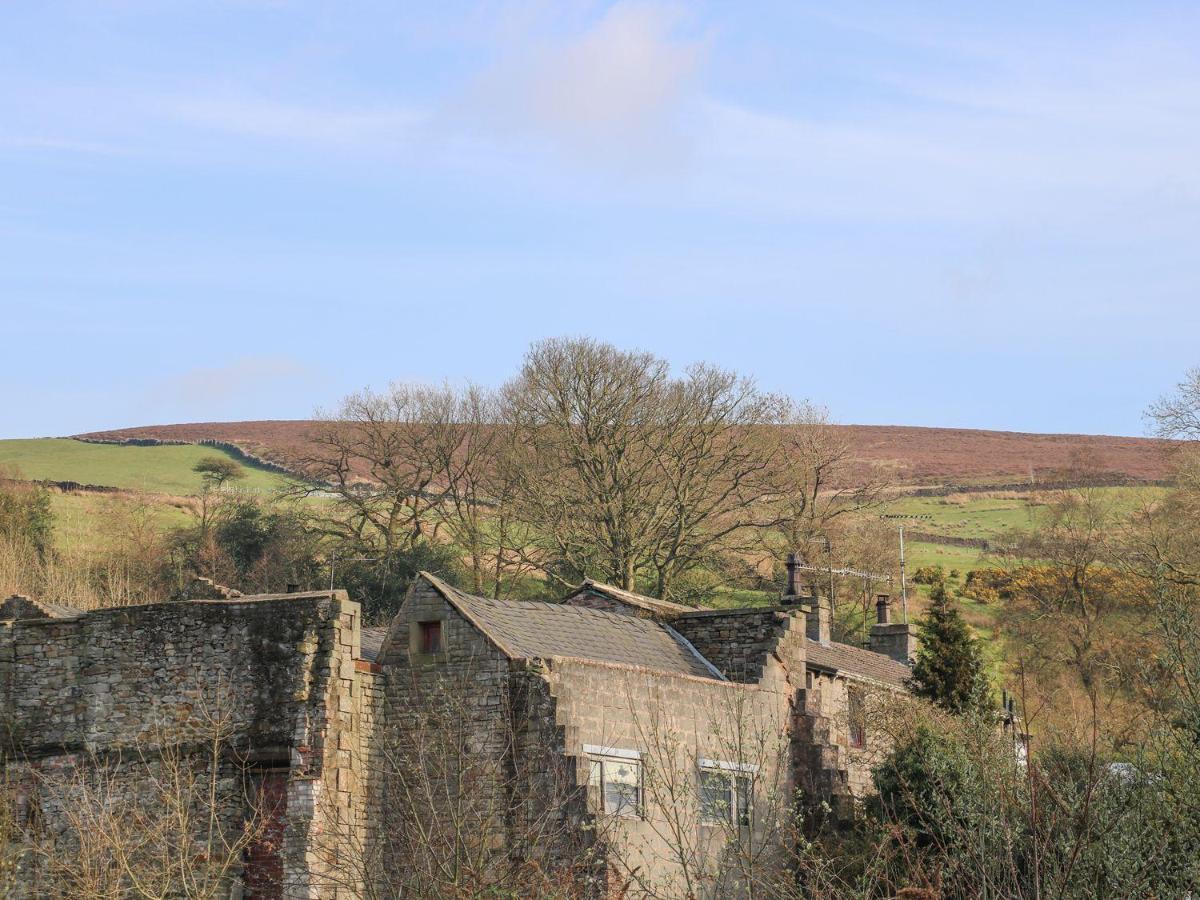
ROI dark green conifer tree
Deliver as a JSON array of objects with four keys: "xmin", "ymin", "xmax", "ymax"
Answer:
[{"xmin": 908, "ymin": 576, "xmax": 992, "ymax": 715}]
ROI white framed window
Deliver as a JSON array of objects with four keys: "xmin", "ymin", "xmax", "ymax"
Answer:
[
  {"xmin": 584, "ymin": 745, "xmax": 642, "ymax": 818},
  {"xmin": 698, "ymin": 759, "xmax": 756, "ymax": 827}
]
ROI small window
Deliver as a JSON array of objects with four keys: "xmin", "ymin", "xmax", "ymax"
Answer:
[
  {"xmin": 848, "ymin": 686, "xmax": 866, "ymax": 749},
  {"xmin": 419, "ymin": 620, "xmax": 443, "ymax": 654},
  {"xmin": 699, "ymin": 761, "xmax": 753, "ymax": 827},
  {"xmin": 586, "ymin": 748, "xmax": 642, "ymax": 818}
]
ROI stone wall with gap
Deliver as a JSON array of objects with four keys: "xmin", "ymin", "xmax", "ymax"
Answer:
[{"xmin": 0, "ymin": 591, "xmax": 368, "ymax": 899}]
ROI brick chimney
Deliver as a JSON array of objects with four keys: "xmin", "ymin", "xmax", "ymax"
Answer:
[{"xmin": 869, "ymin": 594, "xmax": 916, "ymax": 664}]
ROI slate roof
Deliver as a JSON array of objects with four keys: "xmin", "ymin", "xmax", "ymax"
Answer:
[
  {"xmin": 423, "ymin": 574, "xmax": 718, "ymax": 680},
  {"xmin": 806, "ymin": 638, "xmax": 911, "ymax": 687},
  {"xmin": 361, "ymin": 627, "xmax": 387, "ymax": 663},
  {"xmin": 562, "ymin": 580, "xmax": 693, "ymax": 617}
]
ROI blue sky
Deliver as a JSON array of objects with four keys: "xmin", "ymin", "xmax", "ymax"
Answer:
[{"xmin": 2, "ymin": 1, "xmax": 1197, "ymax": 437}]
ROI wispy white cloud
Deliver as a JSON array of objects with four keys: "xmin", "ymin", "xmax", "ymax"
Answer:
[
  {"xmin": 690, "ymin": 25, "xmax": 1200, "ymax": 231},
  {"xmin": 164, "ymin": 94, "xmax": 424, "ymax": 148},
  {"xmin": 458, "ymin": 1, "xmax": 705, "ymax": 168}
]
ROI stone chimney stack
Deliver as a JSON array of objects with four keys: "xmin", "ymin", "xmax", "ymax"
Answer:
[
  {"xmin": 782, "ymin": 553, "xmax": 810, "ymax": 609},
  {"xmin": 785, "ymin": 553, "xmax": 799, "ymax": 598},
  {"xmin": 869, "ymin": 593, "xmax": 916, "ymax": 664},
  {"xmin": 805, "ymin": 589, "xmax": 831, "ymax": 645}
]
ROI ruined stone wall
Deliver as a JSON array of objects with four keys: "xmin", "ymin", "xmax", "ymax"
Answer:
[
  {"xmin": 671, "ymin": 607, "xmax": 803, "ymax": 683},
  {"xmin": 794, "ymin": 669, "xmax": 903, "ymax": 807},
  {"xmin": 0, "ymin": 591, "xmax": 368, "ymax": 899},
  {"xmin": 671, "ymin": 605, "xmax": 894, "ymax": 815}
]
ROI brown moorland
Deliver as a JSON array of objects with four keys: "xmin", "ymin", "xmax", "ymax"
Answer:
[{"xmin": 75, "ymin": 421, "xmax": 1174, "ymax": 486}]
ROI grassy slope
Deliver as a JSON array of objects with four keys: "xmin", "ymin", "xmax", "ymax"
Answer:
[
  {"xmin": 0, "ymin": 439, "xmax": 294, "ymax": 495},
  {"xmin": 882, "ymin": 486, "xmax": 1164, "ymax": 543},
  {"xmin": 49, "ymin": 492, "xmax": 193, "ymax": 555}
]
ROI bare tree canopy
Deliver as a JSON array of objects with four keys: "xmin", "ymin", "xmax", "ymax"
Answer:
[
  {"xmin": 277, "ymin": 338, "xmax": 899, "ymax": 606},
  {"xmin": 503, "ymin": 337, "xmax": 789, "ymax": 596},
  {"xmin": 288, "ymin": 383, "xmax": 471, "ymax": 555},
  {"xmin": 770, "ymin": 401, "xmax": 891, "ymax": 553},
  {"xmin": 1148, "ymin": 366, "xmax": 1200, "ymax": 439}
]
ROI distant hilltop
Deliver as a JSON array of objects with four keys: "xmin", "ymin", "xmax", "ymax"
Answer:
[{"xmin": 75, "ymin": 421, "xmax": 1175, "ymax": 488}]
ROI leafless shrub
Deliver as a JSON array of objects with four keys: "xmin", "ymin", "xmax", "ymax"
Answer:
[{"xmin": 9, "ymin": 694, "xmax": 267, "ymax": 899}]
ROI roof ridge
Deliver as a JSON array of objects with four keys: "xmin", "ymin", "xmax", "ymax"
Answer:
[
  {"xmin": 432, "ymin": 578, "xmax": 690, "ymax": 629},
  {"xmin": 566, "ymin": 579, "xmax": 692, "ymax": 613}
]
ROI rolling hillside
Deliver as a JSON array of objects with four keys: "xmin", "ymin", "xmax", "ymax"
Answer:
[
  {"xmin": 0, "ymin": 438, "xmax": 294, "ymax": 494},
  {"xmin": 74, "ymin": 420, "xmax": 1174, "ymax": 486},
  {"xmin": 0, "ymin": 424, "xmax": 1171, "ymax": 583}
]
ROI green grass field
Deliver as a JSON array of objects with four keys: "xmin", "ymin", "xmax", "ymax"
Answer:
[
  {"xmin": 881, "ymin": 486, "xmax": 1164, "ymax": 543},
  {"xmin": 0, "ymin": 439, "xmax": 295, "ymax": 495},
  {"xmin": 49, "ymin": 491, "xmax": 193, "ymax": 554}
]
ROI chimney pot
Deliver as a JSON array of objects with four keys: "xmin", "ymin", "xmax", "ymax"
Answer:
[
  {"xmin": 875, "ymin": 594, "xmax": 891, "ymax": 624},
  {"xmin": 785, "ymin": 553, "xmax": 799, "ymax": 597}
]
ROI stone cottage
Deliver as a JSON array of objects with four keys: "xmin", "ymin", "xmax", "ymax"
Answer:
[{"xmin": 0, "ymin": 560, "xmax": 915, "ymax": 898}]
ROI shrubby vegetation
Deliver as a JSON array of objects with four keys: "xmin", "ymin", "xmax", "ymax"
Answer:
[{"xmin": 0, "ymin": 480, "xmax": 53, "ymax": 559}]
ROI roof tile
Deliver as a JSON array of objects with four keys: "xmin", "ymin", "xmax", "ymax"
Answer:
[
  {"xmin": 424, "ymin": 576, "xmax": 717, "ymax": 680},
  {"xmin": 805, "ymin": 638, "xmax": 911, "ymax": 687}
]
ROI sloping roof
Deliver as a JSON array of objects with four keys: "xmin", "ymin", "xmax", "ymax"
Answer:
[
  {"xmin": 361, "ymin": 627, "xmax": 387, "ymax": 663},
  {"xmin": 562, "ymin": 580, "xmax": 692, "ymax": 617},
  {"xmin": 806, "ymin": 638, "xmax": 911, "ymax": 687},
  {"xmin": 421, "ymin": 574, "xmax": 718, "ymax": 680}
]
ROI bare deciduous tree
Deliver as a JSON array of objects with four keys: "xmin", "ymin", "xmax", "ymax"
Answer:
[
  {"xmin": 1148, "ymin": 365, "xmax": 1200, "ymax": 440},
  {"xmin": 191, "ymin": 456, "xmax": 246, "ymax": 543},
  {"xmin": 420, "ymin": 385, "xmax": 539, "ymax": 598},
  {"xmin": 289, "ymin": 384, "xmax": 455, "ymax": 557},
  {"xmin": 292, "ymin": 382, "xmax": 538, "ymax": 601},
  {"xmin": 768, "ymin": 403, "xmax": 891, "ymax": 562},
  {"xmin": 504, "ymin": 337, "xmax": 787, "ymax": 599}
]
